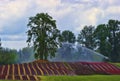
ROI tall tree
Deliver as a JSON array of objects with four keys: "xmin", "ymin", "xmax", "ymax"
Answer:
[
  {"xmin": 27, "ymin": 13, "xmax": 60, "ymax": 60},
  {"xmin": 59, "ymin": 30, "xmax": 76, "ymax": 43},
  {"xmin": 94, "ymin": 24, "xmax": 111, "ymax": 57},
  {"xmin": 94, "ymin": 20, "xmax": 120, "ymax": 62},
  {"xmin": 77, "ymin": 25, "xmax": 95, "ymax": 50},
  {"xmin": 0, "ymin": 38, "xmax": 2, "ymax": 49},
  {"xmin": 107, "ymin": 20, "xmax": 120, "ymax": 62}
]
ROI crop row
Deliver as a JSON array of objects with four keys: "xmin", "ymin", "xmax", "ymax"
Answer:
[
  {"xmin": 80, "ymin": 62, "xmax": 120, "ymax": 75},
  {"xmin": 0, "ymin": 62, "xmax": 75, "ymax": 76},
  {"xmin": 0, "ymin": 75, "xmax": 38, "ymax": 80},
  {"xmin": 0, "ymin": 62, "xmax": 120, "ymax": 80}
]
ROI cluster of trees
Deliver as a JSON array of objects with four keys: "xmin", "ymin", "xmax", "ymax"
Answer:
[
  {"xmin": 59, "ymin": 20, "xmax": 120, "ymax": 62},
  {"xmin": 0, "ymin": 39, "xmax": 35, "ymax": 64},
  {"xmin": 0, "ymin": 39, "xmax": 18, "ymax": 65},
  {"xmin": 27, "ymin": 13, "xmax": 120, "ymax": 62},
  {"xmin": 0, "ymin": 13, "xmax": 120, "ymax": 65},
  {"xmin": 0, "ymin": 48, "xmax": 18, "ymax": 65},
  {"xmin": 78, "ymin": 20, "xmax": 120, "ymax": 62}
]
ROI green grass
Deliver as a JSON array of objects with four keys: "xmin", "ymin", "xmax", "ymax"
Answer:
[
  {"xmin": 40, "ymin": 75, "xmax": 120, "ymax": 81},
  {"xmin": 112, "ymin": 63, "xmax": 120, "ymax": 67},
  {"xmin": 0, "ymin": 75, "xmax": 120, "ymax": 81}
]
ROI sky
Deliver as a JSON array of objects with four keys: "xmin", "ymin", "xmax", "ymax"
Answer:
[{"xmin": 0, "ymin": 0, "xmax": 120, "ymax": 50}]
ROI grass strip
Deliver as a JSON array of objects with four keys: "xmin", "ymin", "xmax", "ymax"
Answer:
[{"xmin": 40, "ymin": 75, "xmax": 120, "ymax": 81}]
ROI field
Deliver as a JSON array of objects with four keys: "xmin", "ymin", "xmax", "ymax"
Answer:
[
  {"xmin": 0, "ymin": 75, "xmax": 120, "ymax": 81},
  {"xmin": 40, "ymin": 75, "xmax": 120, "ymax": 81},
  {"xmin": 0, "ymin": 62, "xmax": 120, "ymax": 81},
  {"xmin": 112, "ymin": 63, "xmax": 120, "ymax": 67}
]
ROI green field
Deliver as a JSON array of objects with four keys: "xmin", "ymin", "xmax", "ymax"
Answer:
[
  {"xmin": 112, "ymin": 63, "xmax": 120, "ymax": 67},
  {"xmin": 1, "ymin": 75, "xmax": 120, "ymax": 81},
  {"xmin": 0, "ymin": 75, "xmax": 120, "ymax": 81},
  {"xmin": 39, "ymin": 75, "xmax": 120, "ymax": 81}
]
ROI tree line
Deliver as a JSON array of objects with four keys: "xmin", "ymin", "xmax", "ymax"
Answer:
[
  {"xmin": 60, "ymin": 20, "xmax": 120, "ymax": 62},
  {"xmin": 27, "ymin": 13, "xmax": 120, "ymax": 62},
  {"xmin": 0, "ymin": 39, "xmax": 18, "ymax": 65},
  {"xmin": 77, "ymin": 20, "xmax": 120, "ymax": 62},
  {"xmin": 0, "ymin": 39, "xmax": 35, "ymax": 64},
  {"xmin": 0, "ymin": 13, "xmax": 120, "ymax": 65}
]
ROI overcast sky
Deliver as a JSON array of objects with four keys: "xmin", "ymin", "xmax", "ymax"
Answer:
[{"xmin": 0, "ymin": 0, "xmax": 120, "ymax": 50}]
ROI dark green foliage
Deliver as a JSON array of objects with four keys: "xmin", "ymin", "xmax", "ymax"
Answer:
[
  {"xmin": 0, "ymin": 38, "xmax": 2, "ymax": 50},
  {"xmin": 93, "ymin": 20, "xmax": 120, "ymax": 62},
  {"xmin": 27, "ymin": 13, "xmax": 60, "ymax": 60},
  {"xmin": 0, "ymin": 48, "xmax": 18, "ymax": 65},
  {"xmin": 0, "ymin": 39, "xmax": 18, "ymax": 65},
  {"xmin": 94, "ymin": 24, "xmax": 111, "ymax": 57},
  {"xmin": 77, "ymin": 25, "xmax": 95, "ymax": 50},
  {"xmin": 77, "ymin": 20, "xmax": 120, "ymax": 62},
  {"xmin": 59, "ymin": 30, "xmax": 76, "ymax": 43},
  {"xmin": 107, "ymin": 20, "xmax": 120, "ymax": 62}
]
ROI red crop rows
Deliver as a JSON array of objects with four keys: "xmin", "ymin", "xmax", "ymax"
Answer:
[
  {"xmin": 80, "ymin": 62, "xmax": 120, "ymax": 75},
  {"xmin": 0, "ymin": 62, "xmax": 120, "ymax": 80}
]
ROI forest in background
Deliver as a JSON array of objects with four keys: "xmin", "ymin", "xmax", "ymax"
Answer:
[{"xmin": 0, "ymin": 19, "xmax": 120, "ymax": 65}]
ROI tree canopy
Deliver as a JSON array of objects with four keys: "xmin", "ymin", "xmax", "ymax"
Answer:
[
  {"xmin": 27, "ymin": 13, "xmax": 60, "ymax": 60},
  {"xmin": 0, "ymin": 48, "xmax": 18, "ymax": 65},
  {"xmin": 0, "ymin": 38, "xmax": 2, "ymax": 49},
  {"xmin": 94, "ymin": 24, "xmax": 111, "ymax": 57},
  {"xmin": 107, "ymin": 20, "xmax": 120, "ymax": 62},
  {"xmin": 59, "ymin": 30, "xmax": 76, "ymax": 44},
  {"xmin": 77, "ymin": 25, "xmax": 95, "ymax": 50}
]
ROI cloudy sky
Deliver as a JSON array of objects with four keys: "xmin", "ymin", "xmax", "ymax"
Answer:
[{"xmin": 0, "ymin": 0, "xmax": 120, "ymax": 50}]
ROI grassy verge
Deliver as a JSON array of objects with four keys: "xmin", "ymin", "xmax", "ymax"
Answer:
[
  {"xmin": 0, "ymin": 75, "xmax": 120, "ymax": 81},
  {"xmin": 112, "ymin": 63, "xmax": 120, "ymax": 67},
  {"xmin": 40, "ymin": 75, "xmax": 120, "ymax": 81}
]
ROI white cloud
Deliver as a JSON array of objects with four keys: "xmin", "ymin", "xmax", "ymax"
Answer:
[
  {"xmin": 0, "ymin": 34, "xmax": 27, "ymax": 41},
  {"xmin": 73, "ymin": 0, "xmax": 120, "ymax": 31},
  {"xmin": 73, "ymin": 7, "xmax": 104, "ymax": 31},
  {"xmin": 35, "ymin": 0, "xmax": 61, "ymax": 8},
  {"xmin": 106, "ymin": 6, "xmax": 120, "ymax": 14},
  {"xmin": 2, "ymin": 40, "xmax": 27, "ymax": 50},
  {"xmin": 32, "ymin": 0, "xmax": 73, "ymax": 20},
  {"xmin": 0, "ymin": 0, "xmax": 29, "ymax": 31},
  {"xmin": 0, "ymin": 0, "xmax": 120, "ymax": 49}
]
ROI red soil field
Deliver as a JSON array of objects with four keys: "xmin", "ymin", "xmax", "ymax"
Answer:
[{"xmin": 0, "ymin": 62, "xmax": 120, "ymax": 80}]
